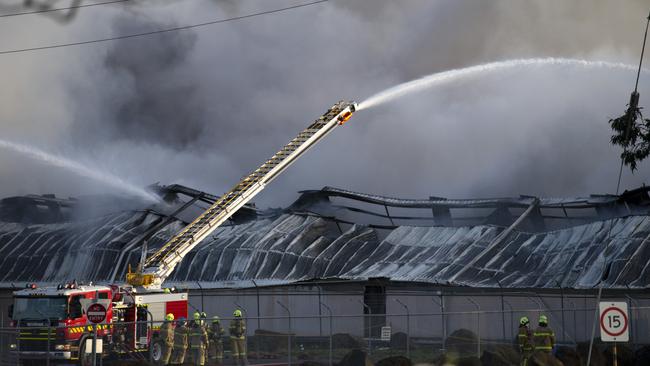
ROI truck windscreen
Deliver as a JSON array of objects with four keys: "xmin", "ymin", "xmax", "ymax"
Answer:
[{"xmin": 13, "ymin": 296, "xmax": 67, "ymax": 320}]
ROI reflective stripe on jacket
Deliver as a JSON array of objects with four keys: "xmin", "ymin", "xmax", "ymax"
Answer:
[
  {"xmin": 189, "ymin": 324, "xmax": 208, "ymax": 349},
  {"xmin": 208, "ymin": 323, "xmax": 224, "ymax": 343},
  {"xmin": 517, "ymin": 326, "xmax": 533, "ymax": 352},
  {"xmin": 173, "ymin": 325, "xmax": 188, "ymax": 349},
  {"xmin": 160, "ymin": 321, "xmax": 175, "ymax": 345},
  {"xmin": 229, "ymin": 319, "xmax": 246, "ymax": 339},
  {"xmin": 533, "ymin": 326, "xmax": 555, "ymax": 351}
]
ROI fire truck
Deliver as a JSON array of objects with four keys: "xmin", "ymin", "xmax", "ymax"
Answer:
[
  {"xmin": 10, "ymin": 283, "xmax": 187, "ymax": 364},
  {"xmin": 8, "ymin": 101, "xmax": 357, "ymax": 364}
]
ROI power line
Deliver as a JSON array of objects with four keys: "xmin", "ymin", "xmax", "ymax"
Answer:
[
  {"xmin": 0, "ymin": 0, "xmax": 328, "ymax": 55},
  {"xmin": 0, "ymin": 0, "xmax": 131, "ymax": 18}
]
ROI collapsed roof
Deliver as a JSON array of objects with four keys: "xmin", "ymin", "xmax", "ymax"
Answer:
[{"xmin": 0, "ymin": 184, "xmax": 648, "ymax": 289}]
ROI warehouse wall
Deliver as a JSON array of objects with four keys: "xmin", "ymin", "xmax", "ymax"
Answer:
[{"xmin": 1, "ymin": 284, "xmax": 648, "ymax": 346}]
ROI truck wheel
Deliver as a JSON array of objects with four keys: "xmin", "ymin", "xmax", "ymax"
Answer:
[{"xmin": 150, "ymin": 339, "xmax": 164, "ymax": 363}]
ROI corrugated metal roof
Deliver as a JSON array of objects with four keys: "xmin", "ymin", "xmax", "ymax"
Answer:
[
  {"xmin": 0, "ymin": 210, "xmax": 649, "ymax": 289},
  {"xmin": 0, "ymin": 186, "xmax": 648, "ymax": 289}
]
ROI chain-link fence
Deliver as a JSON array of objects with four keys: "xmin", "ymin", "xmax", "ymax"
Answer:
[{"xmin": 1, "ymin": 304, "xmax": 649, "ymax": 365}]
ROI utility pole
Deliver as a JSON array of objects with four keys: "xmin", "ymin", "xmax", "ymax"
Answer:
[{"xmin": 590, "ymin": 10, "xmax": 650, "ymax": 366}]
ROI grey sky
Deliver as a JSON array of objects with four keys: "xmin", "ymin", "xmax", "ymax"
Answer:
[{"xmin": 0, "ymin": 0, "xmax": 648, "ymax": 207}]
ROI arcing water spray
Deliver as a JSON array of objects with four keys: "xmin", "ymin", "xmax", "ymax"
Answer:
[
  {"xmin": 0, "ymin": 139, "xmax": 160, "ymax": 202},
  {"xmin": 357, "ymin": 58, "xmax": 643, "ymax": 111}
]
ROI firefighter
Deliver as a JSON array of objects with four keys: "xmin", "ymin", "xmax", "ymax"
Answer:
[
  {"xmin": 200, "ymin": 312, "xmax": 209, "ymax": 365},
  {"xmin": 159, "ymin": 313, "xmax": 175, "ymax": 365},
  {"xmin": 189, "ymin": 311, "xmax": 209, "ymax": 365},
  {"xmin": 533, "ymin": 314, "xmax": 556, "ymax": 354},
  {"xmin": 186, "ymin": 312, "xmax": 199, "ymax": 364},
  {"xmin": 517, "ymin": 316, "xmax": 533, "ymax": 366},
  {"xmin": 229, "ymin": 309, "xmax": 248, "ymax": 366},
  {"xmin": 170, "ymin": 317, "xmax": 188, "ymax": 365},
  {"xmin": 208, "ymin": 316, "xmax": 225, "ymax": 366}
]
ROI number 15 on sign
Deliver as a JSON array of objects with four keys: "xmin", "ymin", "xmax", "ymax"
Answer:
[{"xmin": 599, "ymin": 302, "xmax": 629, "ymax": 342}]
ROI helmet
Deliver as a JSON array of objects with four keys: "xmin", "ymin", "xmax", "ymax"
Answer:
[
  {"xmin": 212, "ymin": 316, "xmax": 220, "ymax": 324},
  {"xmin": 519, "ymin": 316, "xmax": 529, "ymax": 326},
  {"xmin": 193, "ymin": 311, "xmax": 201, "ymax": 320},
  {"xmin": 201, "ymin": 312, "xmax": 207, "ymax": 319},
  {"xmin": 166, "ymin": 313, "xmax": 174, "ymax": 321},
  {"xmin": 539, "ymin": 314, "xmax": 548, "ymax": 325},
  {"xmin": 164, "ymin": 288, "xmax": 171, "ymax": 294},
  {"xmin": 233, "ymin": 309, "xmax": 242, "ymax": 317},
  {"xmin": 178, "ymin": 317, "xmax": 186, "ymax": 327}
]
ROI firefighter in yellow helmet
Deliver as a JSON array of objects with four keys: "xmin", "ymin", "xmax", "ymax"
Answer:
[
  {"xmin": 533, "ymin": 314, "xmax": 555, "ymax": 354},
  {"xmin": 229, "ymin": 309, "xmax": 248, "ymax": 366},
  {"xmin": 208, "ymin": 316, "xmax": 225, "ymax": 366},
  {"xmin": 517, "ymin": 316, "xmax": 533, "ymax": 366},
  {"xmin": 188, "ymin": 311, "xmax": 209, "ymax": 365},
  {"xmin": 200, "ymin": 312, "xmax": 209, "ymax": 365},
  {"xmin": 158, "ymin": 313, "xmax": 175, "ymax": 365},
  {"xmin": 170, "ymin": 317, "xmax": 188, "ymax": 365}
]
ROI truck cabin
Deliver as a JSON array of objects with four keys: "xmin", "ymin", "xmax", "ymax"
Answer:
[{"xmin": 10, "ymin": 284, "xmax": 113, "ymax": 328}]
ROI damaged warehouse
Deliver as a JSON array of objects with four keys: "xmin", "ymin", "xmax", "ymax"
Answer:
[{"xmin": 0, "ymin": 183, "xmax": 649, "ymax": 357}]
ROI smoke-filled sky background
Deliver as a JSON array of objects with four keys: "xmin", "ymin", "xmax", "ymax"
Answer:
[{"xmin": 0, "ymin": 0, "xmax": 649, "ymax": 207}]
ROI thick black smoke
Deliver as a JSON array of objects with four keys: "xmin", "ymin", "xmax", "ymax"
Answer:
[
  {"xmin": 1, "ymin": 0, "xmax": 649, "ymax": 206},
  {"xmin": 78, "ymin": 17, "xmax": 202, "ymax": 149}
]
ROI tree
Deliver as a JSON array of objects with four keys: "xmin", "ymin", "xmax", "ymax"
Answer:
[{"xmin": 609, "ymin": 92, "xmax": 650, "ymax": 171}]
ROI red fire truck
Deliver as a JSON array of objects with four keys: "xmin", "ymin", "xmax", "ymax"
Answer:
[
  {"xmin": 10, "ymin": 282, "xmax": 187, "ymax": 364},
  {"xmin": 8, "ymin": 101, "xmax": 357, "ymax": 364}
]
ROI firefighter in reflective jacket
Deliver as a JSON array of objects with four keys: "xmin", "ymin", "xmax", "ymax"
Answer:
[
  {"xmin": 517, "ymin": 316, "xmax": 533, "ymax": 366},
  {"xmin": 200, "ymin": 312, "xmax": 209, "ymax": 365},
  {"xmin": 208, "ymin": 316, "xmax": 225, "ymax": 366},
  {"xmin": 170, "ymin": 318, "xmax": 188, "ymax": 365},
  {"xmin": 230, "ymin": 309, "xmax": 248, "ymax": 366},
  {"xmin": 189, "ymin": 311, "xmax": 209, "ymax": 365},
  {"xmin": 160, "ymin": 313, "xmax": 175, "ymax": 365},
  {"xmin": 533, "ymin": 314, "xmax": 555, "ymax": 353}
]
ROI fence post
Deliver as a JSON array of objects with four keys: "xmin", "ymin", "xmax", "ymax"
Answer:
[
  {"xmin": 92, "ymin": 324, "xmax": 97, "ymax": 366},
  {"xmin": 358, "ymin": 300, "xmax": 372, "ymax": 355},
  {"xmin": 47, "ymin": 324, "xmax": 51, "ymax": 366},
  {"xmin": 0, "ymin": 311, "xmax": 3, "ymax": 361},
  {"xmin": 394, "ymin": 299, "xmax": 410, "ymax": 360},
  {"xmin": 146, "ymin": 308, "xmax": 154, "ymax": 365},
  {"xmin": 556, "ymin": 281, "xmax": 566, "ymax": 344},
  {"xmin": 625, "ymin": 295, "xmax": 637, "ymax": 350},
  {"xmin": 567, "ymin": 299, "xmax": 578, "ymax": 342},
  {"xmin": 17, "ymin": 323, "xmax": 21, "ymax": 366},
  {"xmin": 432, "ymin": 293, "xmax": 446, "ymax": 354},
  {"xmin": 496, "ymin": 280, "xmax": 506, "ymax": 345},
  {"xmin": 277, "ymin": 300, "xmax": 291, "ymax": 366},
  {"xmin": 466, "ymin": 297, "xmax": 480, "ymax": 358},
  {"xmin": 252, "ymin": 279, "xmax": 262, "ymax": 362},
  {"xmin": 503, "ymin": 299, "xmax": 514, "ymax": 344},
  {"xmin": 320, "ymin": 302, "xmax": 333, "ymax": 366}
]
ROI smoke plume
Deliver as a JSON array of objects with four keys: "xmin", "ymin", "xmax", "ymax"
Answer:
[{"xmin": 0, "ymin": 0, "xmax": 649, "ymax": 206}]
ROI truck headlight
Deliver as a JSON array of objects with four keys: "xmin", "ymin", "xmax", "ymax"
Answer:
[
  {"xmin": 9, "ymin": 344, "xmax": 16, "ymax": 350},
  {"xmin": 55, "ymin": 344, "xmax": 70, "ymax": 351}
]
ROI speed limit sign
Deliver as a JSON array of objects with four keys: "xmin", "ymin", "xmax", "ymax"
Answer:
[{"xmin": 599, "ymin": 302, "xmax": 629, "ymax": 342}]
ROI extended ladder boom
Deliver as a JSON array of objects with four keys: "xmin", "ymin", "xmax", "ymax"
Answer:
[{"xmin": 128, "ymin": 101, "xmax": 357, "ymax": 288}]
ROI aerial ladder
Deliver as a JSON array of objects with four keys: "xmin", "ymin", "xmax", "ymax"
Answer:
[{"xmin": 127, "ymin": 100, "xmax": 357, "ymax": 289}]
